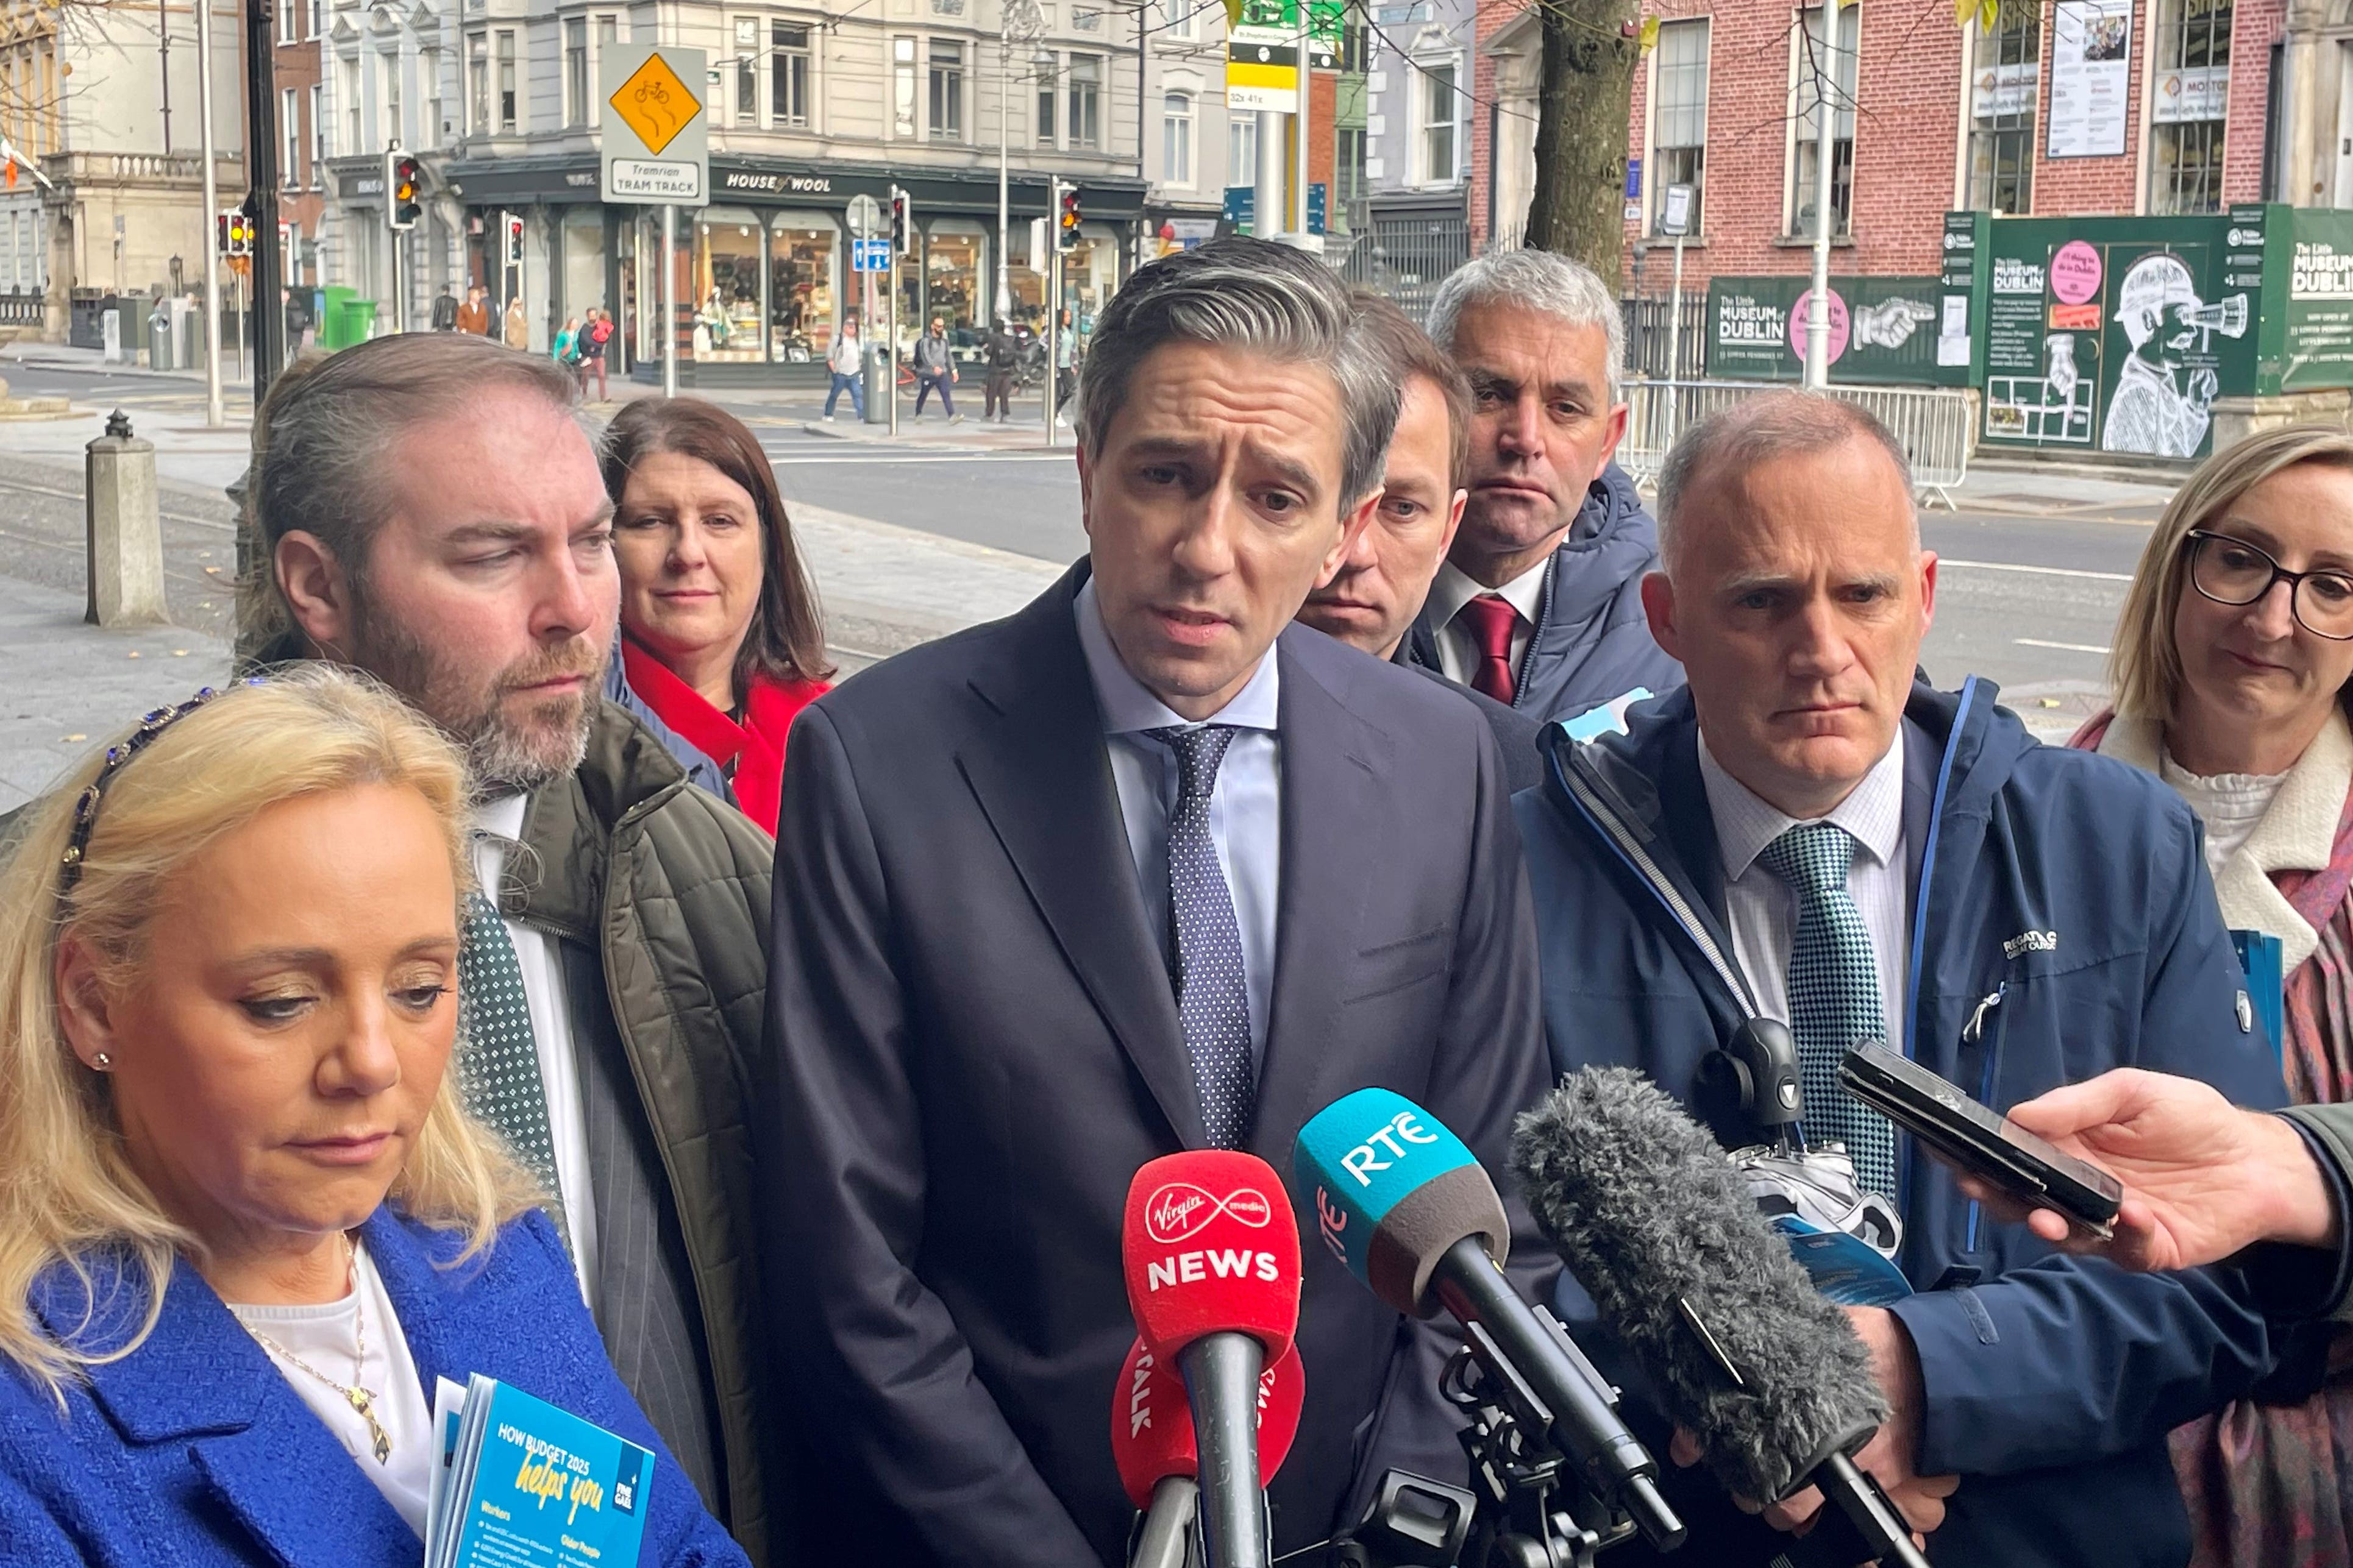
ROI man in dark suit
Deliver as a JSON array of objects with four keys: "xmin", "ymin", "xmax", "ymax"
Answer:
[
  {"xmin": 761, "ymin": 238, "xmax": 1552, "ymax": 1565},
  {"xmin": 1298, "ymin": 291, "xmax": 1544, "ymax": 790}
]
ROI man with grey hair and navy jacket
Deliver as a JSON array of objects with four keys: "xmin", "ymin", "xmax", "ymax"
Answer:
[
  {"xmin": 1409, "ymin": 249, "xmax": 1683, "ymax": 726},
  {"xmin": 1518, "ymin": 387, "xmax": 2291, "ymax": 1568},
  {"xmin": 759, "ymin": 236, "xmax": 1554, "ymax": 1565}
]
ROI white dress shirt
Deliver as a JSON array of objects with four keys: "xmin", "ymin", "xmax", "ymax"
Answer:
[
  {"xmin": 1075, "ymin": 579, "xmax": 1281, "ymax": 1062},
  {"xmin": 471, "ymin": 795, "xmax": 601, "ymax": 1307},
  {"xmin": 230, "ymin": 1240, "xmax": 434, "ymax": 1538},
  {"xmin": 1425, "ymin": 557, "xmax": 1548, "ymax": 690},
  {"xmin": 1697, "ymin": 729, "xmax": 1911, "ymax": 1059}
]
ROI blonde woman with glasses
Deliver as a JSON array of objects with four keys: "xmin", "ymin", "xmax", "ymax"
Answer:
[
  {"xmin": 2073, "ymin": 424, "xmax": 2353, "ymax": 1567},
  {"xmin": 0, "ymin": 669, "xmax": 748, "ymax": 1568}
]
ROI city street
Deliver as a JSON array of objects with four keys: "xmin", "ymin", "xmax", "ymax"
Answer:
[{"xmin": 0, "ymin": 347, "xmax": 2162, "ymax": 807}]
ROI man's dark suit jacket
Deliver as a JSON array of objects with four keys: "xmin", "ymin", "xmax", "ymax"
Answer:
[
  {"xmin": 1395, "ymin": 647, "xmax": 1547, "ymax": 793},
  {"xmin": 760, "ymin": 562, "xmax": 1551, "ymax": 1566}
]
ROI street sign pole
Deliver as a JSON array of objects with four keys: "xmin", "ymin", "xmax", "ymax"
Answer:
[
  {"xmin": 1806, "ymin": 0, "xmax": 1839, "ymax": 389},
  {"xmin": 1045, "ymin": 178, "xmax": 1061, "ymax": 450},
  {"xmin": 888, "ymin": 241, "xmax": 899, "ymax": 436},
  {"xmin": 661, "ymin": 204, "xmax": 677, "ymax": 397},
  {"xmin": 193, "ymin": 0, "xmax": 223, "ymax": 427},
  {"xmin": 598, "ymin": 43, "xmax": 708, "ymax": 399}
]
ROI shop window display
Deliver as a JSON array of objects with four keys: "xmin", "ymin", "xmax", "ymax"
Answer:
[
  {"xmin": 770, "ymin": 219, "xmax": 836, "ymax": 363},
  {"xmin": 696, "ymin": 208, "xmax": 766, "ymax": 363}
]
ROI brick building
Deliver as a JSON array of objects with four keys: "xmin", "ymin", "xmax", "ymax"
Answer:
[{"xmin": 1480, "ymin": 0, "xmax": 2283, "ymax": 293}]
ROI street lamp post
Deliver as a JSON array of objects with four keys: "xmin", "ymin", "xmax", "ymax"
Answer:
[
  {"xmin": 194, "ymin": 0, "xmax": 223, "ymax": 428},
  {"xmin": 1804, "ymin": 0, "xmax": 1839, "ymax": 390},
  {"xmin": 1000, "ymin": 0, "xmax": 1042, "ymax": 327}
]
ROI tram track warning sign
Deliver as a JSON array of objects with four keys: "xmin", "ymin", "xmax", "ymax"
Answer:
[{"xmin": 602, "ymin": 45, "xmax": 709, "ymax": 205}]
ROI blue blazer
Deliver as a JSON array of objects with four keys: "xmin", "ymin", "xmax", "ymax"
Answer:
[{"xmin": 0, "ymin": 1206, "xmax": 749, "ymax": 1568}]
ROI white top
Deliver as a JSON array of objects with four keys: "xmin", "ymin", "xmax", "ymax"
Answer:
[
  {"xmin": 1075, "ymin": 578, "xmax": 1283, "ymax": 1062},
  {"xmin": 471, "ymin": 795, "xmax": 600, "ymax": 1308},
  {"xmin": 1698, "ymin": 728, "xmax": 1912, "ymax": 1059},
  {"xmin": 2159, "ymin": 754, "xmax": 2290, "ymax": 882},
  {"xmin": 1425, "ymin": 557, "xmax": 1548, "ymax": 691},
  {"xmin": 230, "ymin": 1240, "xmax": 435, "ymax": 1539}
]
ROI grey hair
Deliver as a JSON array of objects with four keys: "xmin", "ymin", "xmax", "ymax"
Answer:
[
  {"xmin": 1076, "ymin": 236, "xmax": 1401, "ymax": 508},
  {"xmin": 1426, "ymin": 249, "xmax": 1626, "ymax": 405},
  {"xmin": 244, "ymin": 333, "xmax": 586, "ymax": 654},
  {"xmin": 1654, "ymin": 391, "xmax": 1915, "ymax": 570}
]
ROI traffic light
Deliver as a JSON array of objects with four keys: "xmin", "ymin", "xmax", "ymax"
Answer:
[
  {"xmin": 388, "ymin": 151, "xmax": 422, "ymax": 231},
  {"xmin": 218, "ymin": 209, "xmax": 252, "ymax": 257},
  {"xmin": 505, "ymin": 214, "xmax": 524, "ymax": 267},
  {"xmin": 1058, "ymin": 185, "xmax": 1081, "ymax": 252},
  {"xmin": 889, "ymin": 186, "xmax": 909, "ymax": 252}
]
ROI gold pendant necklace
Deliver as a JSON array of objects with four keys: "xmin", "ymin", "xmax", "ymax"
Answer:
[{"xmin": 241, "ymin": 1233, "xmax": 393, "ymax": 1465}]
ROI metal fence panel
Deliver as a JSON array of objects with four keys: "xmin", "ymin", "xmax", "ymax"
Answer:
[
  {"xmin": 1620, "ymin": 296, "xmax": 1708, "ymax": 381},
  {"xmin": 1620, "ymin": 378, "xmax": 1971, "ymax": 509},
  {"xmin": 1337, "ymin": 202, "xmax": 1470, "ymax": 326}
]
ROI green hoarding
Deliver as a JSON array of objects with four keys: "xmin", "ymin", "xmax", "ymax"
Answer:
[
  {"xmin": 2269, "ymin": 208, "xmax": 2353, "ymax": 394},
  {"xmin": 1704, "ymin": 275, "xmax": 1953, "ymax": 385}
]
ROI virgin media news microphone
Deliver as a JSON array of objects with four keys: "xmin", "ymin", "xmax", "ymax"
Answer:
[
  {"xmin": 1122, "ymin": 1152, "xmax": 1303, "ymax": 1568},
  {"xmin": 1512, "ymin": 1068, "xmax": 1928, "ymax": 1568},
  {"xmin": 1291, "ymin": 1088, "xmax": 1682, "ymax": 1550},
  {"xmin": 1112, "ymin": 1336, "xmax": 1306, "ymax": 1568}
]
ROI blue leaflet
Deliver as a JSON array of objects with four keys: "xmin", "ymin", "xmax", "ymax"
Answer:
[{"xmin": 427, "ymin": 1372, "xmax": 656, "ymax": 1568}]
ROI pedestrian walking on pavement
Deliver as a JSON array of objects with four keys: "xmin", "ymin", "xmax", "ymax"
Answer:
[
  {"xmin": 502, "ymin": 295, "xmax": 529, "ymax": 350},
  {"xmin": 432, "ymin": 285, "xmax": 460, "ymax": 331},
  {"xmin": 912, "ymin": 316, "xmax": 960, "ymax": 422},
  {"xmin": 984, "ymin": 319, "xmax": 1017, "ymax": 422},
  {"xmin": 824, "ymin": 316, "xmax": 866, "ymax": 421},
  {"xmin": 554, "ymin": 315, "xmax": 584, "ymax": 391},
  {"xmin": 455, "ymin": 284, "xmax": 489, "ymax": 337},
  {"xmin": 1053, "ymin": 307, "xmax": 1077, "ymax": 427},
  {"xmin": 581, "ymin": 307, "xmax": 614, "ymax": 401}
]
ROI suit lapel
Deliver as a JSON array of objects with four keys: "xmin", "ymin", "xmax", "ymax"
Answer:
[
  {"xmin": 959, "ymin": 567, "xmax": 1205, "ymax": 1147},
  {"xmin": 1251, "ymin": 631, "xmax": 1384, "ymax": 1154}
]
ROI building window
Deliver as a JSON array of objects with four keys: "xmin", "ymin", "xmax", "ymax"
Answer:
[
  {"xmin": 1966, "ymin": 0, "xmax": 2037, "ymax": 213},
  {"xmin": 1341, "ymin": 20, "xmax": 1369, "ymax": 72},
  {"xmin": 277, "ymin": 0, "xmax": 296, "ymax": 46},
  {"xmin": 1231, "ymin": 111, "xmax": 1256, "ymax": 184},
  {"xmin": 307, "ymin": 0, "xmax": 321, "ymax": 38},
  {"xmin": 282, "ymin": 88, "xmax": 301, "ymax": 185},
  {"xmin": 1336, "ymin": 122, "xmax": 1365, "ymax": 205},
  {"xmin": 1068, "ymin": 52, "xmax": 1101, "ymax": 148},
  {"xmin": 594, "ymin": 16, "xmax": 619, "ymax": 127},
  {"xmin": 422, "ymin": 46, "xmax": 442, "ymax": 149},
  {"xmin": 1160, "ymin": 0, "xmax": 1196, "ymax": 43},
  {"xmin": 772, "ymin": 23, "xmax": 810, "ymax": 127},
  {"xmin": 1073, "ymin": 6, "xmax": 1102, "ymax": 29},
  {"xmin": 931, "ymin": 0, "xmax": 967, "ymax": 15},
  {"xmin": 565, "ymin": 18, "xmax": 589, "ymax": 127},
  {"xmin": 468, "ymin": 30, "xmax": 489, "ymax": 135},
  {"xmin": 2150, "ymin": 0, "xmax": 2231, "ymax": 214},
  {"xmin": 341, "ymin": 55, "xmax": 361, "ymax": 154},
  {"xmin": 1650, "ymin": 19, "xmax": 1706, "ymax": 232},
  {"xmin": 496, "ymin": 29, "xmax": 518, "ymax": 132},
  {"xmin": 1790, "ymin": 1, "xmax": 1857, "ymax": 237},
  {"xmin": 893, "ymin": 35, "xmax": 917, "ymax": 139},
  {"xmin": 1162, "ymin": 90, "xmax": 1194, "ymax": 185},
  {"xmin": 930, "ymin": 38, "xmax": 966, "ymax": 140},
  {"xmin": 733, "ymin": 17, "xmax": 758, "ymax": 126},
  {"xmin": 1415, "ymin": 58, "xmax": 1457, "ymax": 183},
  {"xmin": 1035, "ymin": 49, "xmax": 1058, "ymax": 146},
  {"xmin": 381, "ymin": 50, "xmax": 402, "ymax": 147},
  {"xmin": 310, "ymin": 82, "xmax": 325, "ymax": 180}
]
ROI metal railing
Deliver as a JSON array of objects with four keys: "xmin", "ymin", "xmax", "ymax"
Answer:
[
  {"xmin": 1336, "ymin": 199, "xmax": 1471, "ymax": 326},
  {"xmin": 1620, "ymin": 295, "xmax": 1708, "ymax": 381},
  {"xmin": 1618, "ymin": 378, "xmax": 1973, "ymax": 509}
]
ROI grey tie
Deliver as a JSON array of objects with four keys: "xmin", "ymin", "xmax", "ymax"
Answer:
[
  {"xmin": 456, "ymin": 888, "xmax": 572, "ymax": 1250},
  {"xmin": 1756, "ymin": 822, "xmax": 1901, "ymax": 1198},
  {"xmin": 1148, "ymin": 724, "xmax": 1256, "ymax": 1150}
]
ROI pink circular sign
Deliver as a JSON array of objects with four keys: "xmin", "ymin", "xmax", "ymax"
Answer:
[
  {"xmin": 1787, "ymin": 289, "xmax": 1850, "ymax": 367},
  {"xmin": 2051, "ymin": 240, "xmax": 2103, "ymax": 305}
]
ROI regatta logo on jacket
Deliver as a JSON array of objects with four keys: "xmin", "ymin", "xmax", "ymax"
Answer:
[{"xmin": 2002, "ymin": 929, "xmax": 2059, "ymax": 960}]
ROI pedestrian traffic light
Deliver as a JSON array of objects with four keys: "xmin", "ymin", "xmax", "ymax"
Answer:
[
  {"xmin": 1058, "ymin": 186, "xmax": 1081, "ymax": 251},
  {"xmin": 889, "ymin": 186, "xmax": 910, "ymax": 252},
  {"xmin": 218, "ymin": 210, "xmax": 252, "ymax": 257},
  {"xmin": 505, "ymin": 214, "xmax": 524, "ymax": 266},
  {"xmin": 388, "ymin": 151, "xmax": 422, "ymax": 232}
]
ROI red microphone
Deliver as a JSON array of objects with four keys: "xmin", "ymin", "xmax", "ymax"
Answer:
[
  {"xmin": 1112, "ymin": 1338, "xmax": 1305, "ymax": 1568},
  {"xmin": 1121, "ymin": 1152, "xmax": 1302, "ymax": 1568}
]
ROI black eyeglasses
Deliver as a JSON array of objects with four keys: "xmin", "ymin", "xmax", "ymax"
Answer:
[{"xmin": 2183, "ymin": 530, "xmax": 2353, "ymax": 642}]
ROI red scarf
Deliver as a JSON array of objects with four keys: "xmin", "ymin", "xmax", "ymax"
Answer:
[{"xmin": 621, "ymin": 637, "xmax": 827, "ymax": 832}]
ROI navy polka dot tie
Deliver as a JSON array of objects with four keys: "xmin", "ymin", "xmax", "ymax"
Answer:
[
  {"xmin": 456, "ymin": 888, "xmax": 572, "ymax": 1253},
  {"xmin": 1756, "ymin": 822, "xmax": 1901, "ymax": 1199},
  {"xmin": 1148, "ymin": 724, "xmax": 1256, "ymax": 1151}
]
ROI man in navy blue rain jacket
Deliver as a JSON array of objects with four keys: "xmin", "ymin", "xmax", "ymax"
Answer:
[
  {"xmin": 1401, "ymin": 249, "xmax": 1682, "ymax": 725},
  {"xmin": 1517, "ymin": 390, "xmax": 2288, "ymax": 1568}
]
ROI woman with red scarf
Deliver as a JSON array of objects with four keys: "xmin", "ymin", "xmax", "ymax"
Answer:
[{"xmin": 604, "ymin": 398, "xmax": 831, "ymax": 832}]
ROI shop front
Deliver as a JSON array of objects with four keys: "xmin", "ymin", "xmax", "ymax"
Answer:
[{"xmin": 439, "ymin": 152, "xmax": 1143, "ymax": 386}]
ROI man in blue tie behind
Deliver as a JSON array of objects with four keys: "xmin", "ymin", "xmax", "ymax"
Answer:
[
  {"xmin": 1515, "ymin": 389, "xmax": 2291, "ymax": 1568},
  {"xmin": 758, "ymin": 237, "xmax": 1552, "ymax": 1566}
]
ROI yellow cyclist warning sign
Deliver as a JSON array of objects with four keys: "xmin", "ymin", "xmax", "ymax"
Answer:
[{"xmin": 609, "ymin": 54, "xmax": 699, "ymax": 155}]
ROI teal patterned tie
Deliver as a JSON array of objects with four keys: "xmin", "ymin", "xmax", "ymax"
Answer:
[
  {"xmin": 455, "ymin": 888, "xmax": 571, "ymax": 1252},
  {"xmin": 1756, "ymin": 823, "xmax": 1901, "ymax": 1198}
]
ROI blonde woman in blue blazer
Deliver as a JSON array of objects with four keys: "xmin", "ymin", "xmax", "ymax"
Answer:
[{"xmin": 0, "ymin": 669, "xmax": 749, "ymax": 1568}]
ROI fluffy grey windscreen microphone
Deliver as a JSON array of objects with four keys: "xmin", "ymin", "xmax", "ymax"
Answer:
[{"xmin": 1511, "ymin": 1066, "xmax": 1890, "ymax": 1504}]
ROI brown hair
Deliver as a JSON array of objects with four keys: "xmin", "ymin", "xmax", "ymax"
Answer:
[
  {"xmin": 2110, "ymin": 424, "xmax": 2353, "ymax": 722},
  {"xmin": 600, "ymin": 397, "xmax": 833, "ymax": 689},
  {"xmin": 1350, "ymin": 290, "xmax": 1470, "ymax": 491}
]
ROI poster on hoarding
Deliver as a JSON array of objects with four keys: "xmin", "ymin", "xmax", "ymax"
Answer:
[
  {"xmin": 2284, "ymin": 209, "xmax": 2353, "ymax": 391},
  {"xmin": 1706, "ymin": 276, "xmax": 1945, "ymax": 384},
  {"xmin": 2048, "ymin": 0, "xmax": 2132, "ymax": 158}
]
